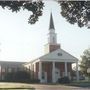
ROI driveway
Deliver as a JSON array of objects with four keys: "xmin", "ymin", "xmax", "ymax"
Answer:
[{"xmin": 30, "ymin": 84, "xmax": 90, "ymax": 90}]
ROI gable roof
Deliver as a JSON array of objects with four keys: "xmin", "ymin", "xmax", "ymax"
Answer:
[
  {"xmin": 24, "ymin": 48, "xmax": 78, "ymax": 65},
  {"xmin": 39, "ymin": 48, "xmax": 78, "ymax": 62}
]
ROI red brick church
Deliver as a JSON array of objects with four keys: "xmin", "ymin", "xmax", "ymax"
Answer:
[{"xmin": 24, "ymin": 13, "xmax": 79, "ymax": 83}]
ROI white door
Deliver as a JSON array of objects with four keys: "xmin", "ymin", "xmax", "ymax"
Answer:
[
  {"xmin": 55, "ymin": 68, "xmax": 60, "ymax": 82},
  {"xmin": 41, "ymin": 71, "xmax": 47, "ymax": 83}
]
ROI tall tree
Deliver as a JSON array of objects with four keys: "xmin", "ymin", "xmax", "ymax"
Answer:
[
  {"xmin": 58, "ymin": 1, "xmax": 90, "ymax": 28},
  {"xmin": 0, "ymin": 1, "xmax": 90, "ymax": 29},
  {"xmin": 0, "ymin": 1, "xmax": 44, "ymax": 24},
  {"xmin": 80, "ymin": 48, "xmax": 90, "ymax": 78}
]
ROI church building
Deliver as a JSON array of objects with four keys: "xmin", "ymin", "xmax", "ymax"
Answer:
[{"xmin": 24, "ymin": 13, "xmax": 79, "ymax": 83}]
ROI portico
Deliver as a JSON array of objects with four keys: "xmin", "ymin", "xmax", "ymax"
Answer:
[{"xmin": 37, "ymin": 53, "xmax": 79, "ymax": 83}]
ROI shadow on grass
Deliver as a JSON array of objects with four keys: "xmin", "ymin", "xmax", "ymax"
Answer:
[{"xmin": 67, "ymin": 81, "xmax": 90, "ymax": 88}]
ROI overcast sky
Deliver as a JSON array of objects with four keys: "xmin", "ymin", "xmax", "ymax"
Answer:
[{"xmin": 0, "ymin": 1, "xmax": 90, "ymax": 62}]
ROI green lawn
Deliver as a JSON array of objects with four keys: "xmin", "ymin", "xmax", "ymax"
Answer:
[
  {"xmin": 68, "ymin": 80, "xmax": 90, "ymax": 87},
  {"xmin": 0, "ymin": 88, "xmax": 35, "ymax": 90},
  {"xmin": 0, "ymin": 82, "xmax": 34, "ymax": 90},
  {"xmin": 0, "ymin": 81, "xmax": 90, "ymax": 89}
]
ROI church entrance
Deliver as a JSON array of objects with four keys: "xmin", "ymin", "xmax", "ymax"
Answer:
[
  {"xmin": 41, "ymin": 71, "xmax": 47, "ymax": 83},
  {"xmin": 52, "ymin": 67, "xmax": 60, "ymax": 83},
  {"xmin": 55, "ymin": 68, "xmax": 60, "ymax": 82}
]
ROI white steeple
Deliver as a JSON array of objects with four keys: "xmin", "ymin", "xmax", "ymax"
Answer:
[
  {"xmin": 48, "ymin": 13, "xmax": 57, "ymax": 45},
  {"xmin": 44, "ymin": 13, "xmax": 60, "ymax": 54}
]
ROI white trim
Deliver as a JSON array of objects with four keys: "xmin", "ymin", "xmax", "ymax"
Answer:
[
  {"xmin": 40, "ymin": 59, "xmax": 77, "ymax": 63},
  {"xmin": 32, "ymin": 59, "xmax": 40, "ymax": 64}
]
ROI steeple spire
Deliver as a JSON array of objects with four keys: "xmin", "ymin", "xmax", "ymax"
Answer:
[
  {"xmin": 48, "ymin": 13, "xmax": 57, "ymax": 44},
  {"xmin": 44, "ymin": 13, "xmax": 60, "ymax": 54},
  {"xmin": 49, "ymin": 13, "xmax": 55, "ymax": 30}
]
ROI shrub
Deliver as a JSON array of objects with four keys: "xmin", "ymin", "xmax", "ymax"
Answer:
[
  {"xmin": 4, "ymin": 71, "xmax": 40, "ymax": 83},
  {"xmin": 58, "ymin": 76, "xmax": 70, "ymax": 84},
  {"xmin": 29, "ymin": 79, "xmax": 40, "ymax": 83},
  {"xmin": 5, "ymin": 71, "xmax": 30, "ymax": 81}
]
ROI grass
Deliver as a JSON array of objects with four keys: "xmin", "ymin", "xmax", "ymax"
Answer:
[
  {"xmin": 0, "ymin": 88, "xmax": 34, "ymax": 89},
  {"xmin": 0, "ymin": 82, "xmax": 35, "ymax": 90},
  {"xmin": 68, "ymin": 80, "xmax": 90, "ymax": 87},
  {"xmin": 0, "ymin": 81, "xmax": 90, "ymax": 89}
]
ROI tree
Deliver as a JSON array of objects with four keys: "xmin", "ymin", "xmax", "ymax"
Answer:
[
  {"xmin": 0, "ymin": 1, "xmax": 44, "ymax": 24},
  {"xmin": 80, "ymin": 48, "xmax": 90, "ymax": 78},
  {"xmin": 0, "ymin": 1, "xmax": 90, "ymax": 29},
  {"xmin": 58, "ymin": 1, "xmax": 90, "ymax": 28}
]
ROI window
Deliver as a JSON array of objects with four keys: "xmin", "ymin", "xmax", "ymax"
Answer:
[
  {"xmin": 57, "ymin": 53, "xmax": 62, "ymax": 56},
  {"xmin": 56, "ymin": 71, "xmax": 58, "ymax": 74}
]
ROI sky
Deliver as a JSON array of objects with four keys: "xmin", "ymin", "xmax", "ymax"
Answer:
[{"xmin": 0, "ymin": 1, "xmax": 90, "ymax": 62}]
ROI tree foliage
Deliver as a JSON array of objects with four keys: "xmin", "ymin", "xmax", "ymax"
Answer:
[
  {"xmin": 0, "ymin": 1, "xmax": 44, "ymax": 24},
  {"xmin": 58, "ymin": 1, "xmax": 90, "ymax": 28},
  {"xmin": 80, "ymin": 48, "xmax": 90, "ymax": 78},
  {"xmin": 0, "ymin": 1, "xmax": 90, "ymax": 29}
]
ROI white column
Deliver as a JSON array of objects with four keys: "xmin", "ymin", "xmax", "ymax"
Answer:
[
  {"xmin": 65, "ymin": 62, "xmax": 68, "ymax": 76},
  {"xmin": 34, "ymin": 63, "xmax": 36, "ymax": 72},
  {"xmin": 30, "ymin": 64, "xmax": 33, "ymax": 79},
  {"xmin": 31, "ymin": 64, "xmax": 34, "ymax": 79},
  {"xmin": 76, "ymin": 61, "xmax": 79, "ymax": 81},
  {"xmin": 39, "ymin": 62, "xmax": 42, "ymax": 82},
  {"xmin": 34, "ymin": 63, "xmax": 36, "ymax": 79},
  {"xmin": 52, "ymin": 62, "xmax": 56, "ymax": 83}
]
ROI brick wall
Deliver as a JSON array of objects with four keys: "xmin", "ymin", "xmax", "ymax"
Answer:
[
  {"xmin": 35, "ymin": 62, "xmax": 72, "ymax": 82},
  {"xmin": 49, "ymin": 44, "xmax": 60, "ymax": 52}
]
